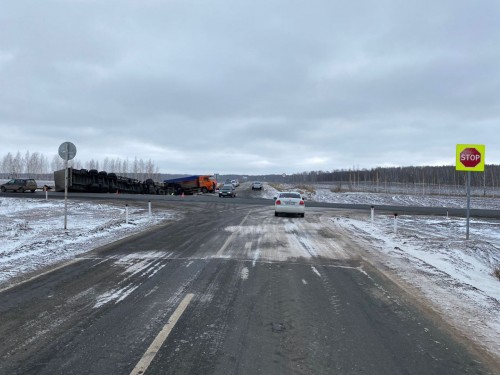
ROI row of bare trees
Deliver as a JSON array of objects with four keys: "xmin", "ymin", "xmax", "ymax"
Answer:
[
  {"xmin": 285, "ymin": 165, "xmax": 499, "ymax": 188},
  {"xmin": 0, "ymin": 151, "xmax": 160, "ymax": 181},
  {"xmin": 281, "ymin": 165, "xmax": 500, "ymax": 196}
]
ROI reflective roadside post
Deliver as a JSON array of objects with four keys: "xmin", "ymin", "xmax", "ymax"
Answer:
[
  {"xmin": 371, "ymin": 205, "xmax": 375, "ymax": 224},
  {"xmin": 393, "ymin": 213, "xmax": 398, "ymax": 234},
  {"xmin": 58, "ymin": 142, "xmax": 77, "ymax": 230}
]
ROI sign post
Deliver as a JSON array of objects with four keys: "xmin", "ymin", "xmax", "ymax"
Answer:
[
  {"xmin": 58, "ymin": 142, "xmax": 77, "ymax": 230},
  {"xmin": 455, "ymin": 144, "xmax": 485, "ymax": 240}
]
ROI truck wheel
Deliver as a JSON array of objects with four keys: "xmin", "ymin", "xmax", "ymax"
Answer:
[
  {"xmin": 202, "ymin": 187, "xmax": 208, "ymax": 193},
  {"xmin": 0, "ymin": 186, "xmax": 5, "ymax": 193}
]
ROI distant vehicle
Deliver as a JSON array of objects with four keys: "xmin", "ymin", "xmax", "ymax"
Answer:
[
  {"xmin": 274, "ymin": 191, "xmax": 305, "ymax": 217},
  {"xmin": 163, "ymin": 175, "xmax": 217, "ymax": 195},
  {"xmin": 251, "ymin": 181, "xmax": 263, "ymax": 190},
  {"xmin": 219, "ymin": 184, "xmax": 236, "ymax": 198},
  {"xmin": 0, "ymin": 178, "xmax": 37, "ymax": 193},
  {"xmin": 231, "ymin": 179, "xmax": 240, "ymax": 187}
]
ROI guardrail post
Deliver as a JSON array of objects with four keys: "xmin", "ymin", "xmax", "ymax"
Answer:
[
  {"xmin": 148, "ymin": 200, "xmax": 152, "ymax": 218},
  {"xmin": 393, "ymin": 213, "xmax": 398, "ymax": 234},
  {"xmin": 125, "ymin": 204, "xmax": 129, "ymax": 224},
  {"xmin": 371, "ymin": 206, "xmax": 374, "ymax": 224}
]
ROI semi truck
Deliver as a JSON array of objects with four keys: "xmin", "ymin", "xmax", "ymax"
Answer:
[
  {"xmin": 163, "ymin": 175, "xmax": 217, "ymax": 195},
  {"xmin": 54, "ymin": 168, "xmax": 217, "ymax": 195}
]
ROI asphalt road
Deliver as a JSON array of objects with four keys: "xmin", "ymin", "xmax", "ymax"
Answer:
[
  {"xmin": 0, "ymin": 191, "xmax": 498, "ymax": 374},
  {"xmin": 11, "ymin": 186, "xmax": 500, "ymax": 218}
]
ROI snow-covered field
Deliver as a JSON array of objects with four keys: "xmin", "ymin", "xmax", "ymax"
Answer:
[
  {"xmin": 1, "ymin": 183, "xmax": 499, "ymax": 362},
  {"xmin": 0, "ymin": 197, "xmax": 178, "ymax": 288}
]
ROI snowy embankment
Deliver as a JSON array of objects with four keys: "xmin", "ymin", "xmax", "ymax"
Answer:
[{"xmin": 0, "ymin": 197, "xmax": 177, "ymax": 288}]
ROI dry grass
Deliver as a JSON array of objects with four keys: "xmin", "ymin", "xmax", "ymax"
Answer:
[
  {"xmin": 294, "ymin": 184, "xmax": 315, "ymax": 194},
  {"xmin": 494, "ymin": 267, "xmax": 500, "ymax": 281},
  {"xmin": 269, "ymin": 183, "xmax": 285, "ymax": 191},
  {"xmin": 330, "ymin": 186, "xmax": 344, "ymax": 193}
]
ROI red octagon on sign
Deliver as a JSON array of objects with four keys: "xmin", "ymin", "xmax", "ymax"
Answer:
[{"xmin": 460, "ymin": 148, "xmax": 482, "ymax": 167}]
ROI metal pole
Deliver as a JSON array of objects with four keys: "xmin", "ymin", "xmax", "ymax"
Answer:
[
  {"xmin": 64, "ymin": 148, "xmax": 69, "ymax": 230},
  {"xmin": 466, "ymin": 171, "xmax": 471, "ymax": 240},
  {"xmin": 148, "ymin": 200, "xmax": 152, "ymax": 218}
]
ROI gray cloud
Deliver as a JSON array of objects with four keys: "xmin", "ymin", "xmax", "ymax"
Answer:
[{"xmin": 1, "ymin": 0, "xmax": 499, "ymax": 174}]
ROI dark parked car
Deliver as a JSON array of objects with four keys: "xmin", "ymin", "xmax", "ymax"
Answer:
[
  {"xmin": 1, "ymin": 178, "xmax": 38, "ymax": 193},
  {"xmin": 219, "ymin": 184, "xmax": 236, "ymax": 198}
]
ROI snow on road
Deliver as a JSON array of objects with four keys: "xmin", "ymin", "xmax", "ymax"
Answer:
[
  {"xmin": 262, "ymin": 183, "xmax": 500, "ymax": 361},
  {"xmin": 1, "ymin": 182, "xmax": 500, "ymax": 361}
]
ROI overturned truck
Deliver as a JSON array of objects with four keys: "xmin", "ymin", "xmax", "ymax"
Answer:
[{"xmin": 53, "ymin": 168, "xmax": 217, "ymax": 195}]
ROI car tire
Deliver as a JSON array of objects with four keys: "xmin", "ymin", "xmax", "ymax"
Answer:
[
  {"xmin": 275, "ymin": 211, "xmax": 278, "ymax": 217},
  {"xmin": 31, "ymin": 190, "xmax": 35, "ymax": 193},
  {"xmin": 18, "ymin": 187, "xmax": 25, "ymax": 193},
  {"xmin": 300, "ymin": 213, "xmax": 305, "ymax": 218},
  {"xmin": 0, "ymin": 186, "xmax": 5, "ymax": 193}
]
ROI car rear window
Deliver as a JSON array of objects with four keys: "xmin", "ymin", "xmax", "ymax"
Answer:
[{"xmin": 279, "ymin": 193, "xmax": 301, "ymax": 199}]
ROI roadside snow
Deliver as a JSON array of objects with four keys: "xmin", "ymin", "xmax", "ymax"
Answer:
[
  {"xmin": 0, "ymin": 197, "xmax": 177, "ymax": 287},
  {"xmin": 262, "ymin": 182, "xmax": 500, "ymax": 360}
]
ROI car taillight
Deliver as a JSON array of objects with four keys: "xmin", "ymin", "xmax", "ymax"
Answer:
[
  {"xmin": 276, "ymin": 200, "xmax": 281, "ymax": 205},
  {"xmin": 300, "ymin": 200, "xmax": 304, "ymax": 205}
]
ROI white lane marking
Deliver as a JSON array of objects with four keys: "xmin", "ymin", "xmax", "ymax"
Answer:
[
  {"xmin": 215, "ymin": 211, "xmax": 251, "ymax": 258},
  {"xmin": 130, "ymin": 293, "xmax": 195, "ymax": 375},
  {"xmin": 252, "ymin": 244, "xmax": 260, "ymax": 267},
  {"xmin": 241, "ymin": 267, "xmax": 249, "ymax": 280},
  {"xmin": 302, "ymin": 279, "xmax": 308, "ymax": 285},
  {"xmin": 185, "ymin": 260, "xmax": 194, "ymax": 268},
  {"xmin": 311, "ymin": 266, "xmax": 322, "ymax": 278}
]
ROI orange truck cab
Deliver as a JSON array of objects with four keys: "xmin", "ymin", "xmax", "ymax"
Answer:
[{"xmin": 163, "ymin": 175, "xmax": 217, "ymax": 195}]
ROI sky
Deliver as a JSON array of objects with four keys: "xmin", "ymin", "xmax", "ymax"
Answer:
[{"xmin": 1, "ymin": 0, "xmax": 500, "ymax": 175}]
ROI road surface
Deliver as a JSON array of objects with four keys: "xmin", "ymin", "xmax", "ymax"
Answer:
[{"xmin": 0, "ymin": 198, "xmax": 497, "ymax": 374}]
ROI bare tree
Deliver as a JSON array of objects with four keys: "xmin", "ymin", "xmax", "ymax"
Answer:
[{"xmin": 51, "ymin": 154, "xmax": 65, "ymax": 171}]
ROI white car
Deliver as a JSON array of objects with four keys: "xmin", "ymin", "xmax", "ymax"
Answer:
[
  {"xmin": 251, "ymin": 181, "xmax": 263, "ymax": 190},
  {"xmin": 274, "ymin": 192, "xmax": 305, "ymax": 217}
]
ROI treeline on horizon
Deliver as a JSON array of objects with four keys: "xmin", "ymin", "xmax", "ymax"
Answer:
[
  {"xmin": 0, "ymin": 151, "xmax": 160, "ymax": 181},
  {"xmin": 252, "ymin": 165, "xmax": 500, "ymax": 189},
  {"xmin": 1, "ymin": 150, "xmax": 499, "ymax": 189}
]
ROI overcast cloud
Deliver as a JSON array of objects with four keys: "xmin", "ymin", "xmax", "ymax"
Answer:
[{"xmin": 1, "ymin": 0, "xmax": 499, "ymax": 175}]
